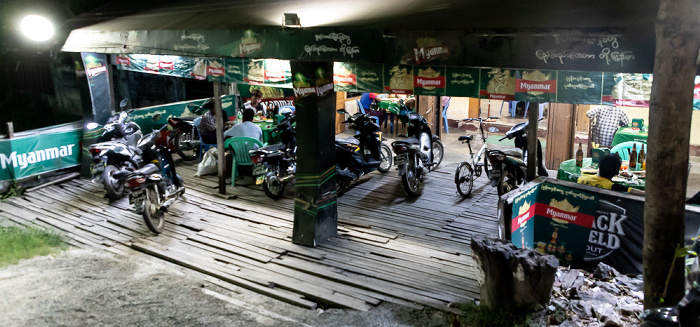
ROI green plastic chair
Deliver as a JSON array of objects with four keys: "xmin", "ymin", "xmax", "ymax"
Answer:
[
  {"xmin": 609, "ymin": 141, "xmax": 646, "ymax": 161},
  {"xmin": 224, "ymin": 137, "xmax": 263, "ymax": 186}
]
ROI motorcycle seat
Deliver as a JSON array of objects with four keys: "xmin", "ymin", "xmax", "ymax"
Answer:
[
  {"xmin": 458, "ymin": 135, "xmax": 473, "ymax": 141},
  {"xmin": 501, "ymin": 148, "xmax": 523, "ymax": 157},
  {"xmin": 132, "ymin": 163, "xmax": 160, "ymax": 176},
  {"xmin": 259, "ymin": 143, "xmax": 286, "ymax": 153},
  {"xmin": 393, "ymin": 138, "xmax": 420, "ymax": 145},
  {"xmin": 336, "ymin": 137, "xmax": 360, "ymax": 145}
]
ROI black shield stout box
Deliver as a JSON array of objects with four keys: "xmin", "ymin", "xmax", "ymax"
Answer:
[{"xmin": 511, "ymin": 183, "xmax": 598, "ymax": 266}]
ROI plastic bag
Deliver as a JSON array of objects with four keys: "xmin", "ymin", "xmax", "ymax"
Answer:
[{"xmin": 195, "ymin": 148, "xmax": 218, "ymax": 176}]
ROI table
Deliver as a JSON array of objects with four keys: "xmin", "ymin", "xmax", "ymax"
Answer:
[
  {"xmin": 557, "ymin": 158, "xmax": 645, "ymax": 191},
  {"xmin": 252, "ymin": 120, "xmax": 278, "ymax": 144},
  {"xmin": 612, "ymin": 127, "xmax": 648, "ymax": 146}
]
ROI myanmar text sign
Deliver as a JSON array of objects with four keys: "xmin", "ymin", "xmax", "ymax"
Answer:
[{"xmin": 0, "ymin": 124, "xmax": 82, "ymax": 182}]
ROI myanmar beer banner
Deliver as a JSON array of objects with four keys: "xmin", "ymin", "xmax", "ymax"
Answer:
[
  {"xmin": 445, "ymin": 67, "xmax": 480, "ymax": 98},
  {"xmin": 384, "ymin": 64, "xmax": 414, "ymax": 94},
  {"xmin": 515, "ymin": 70, "xmax": 557, "ymax": 103},
  {"xmin": 0, "ymin": 123, "xmax": 82, "ymax": 182},
  {"xmin": 237, "ymin": 84, "xmax": 295, "ymax": 109},
  {"xmin": 333, "ymin": 62, "xmax": 385, "ymax": 93},
  {"xmin": 413, "ymin": 66, "xmax": 446, "ymax": 96},
  {"xmin": 479, "ymin": 68, "xmax": 516, "ymax": 101},
  {"xmin": 556, "ymin": 71, "xmax": 603, "ymax": 104}
]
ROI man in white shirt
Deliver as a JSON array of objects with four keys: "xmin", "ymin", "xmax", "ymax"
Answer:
[
  {"xmin": 244, "ymin": 89, "xmax": 267, "ymax": 117},
  {"xmin": 224, "ymin": 108, "xmax": 263, "ymax": 143}
]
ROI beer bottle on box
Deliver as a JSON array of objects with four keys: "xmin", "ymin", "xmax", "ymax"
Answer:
[{"xmin": 575, "ymin": 143, "xmax": 583, "ymax": 167}]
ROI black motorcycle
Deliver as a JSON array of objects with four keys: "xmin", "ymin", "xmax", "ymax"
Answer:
[
  {"xmin": 335, "ymin": 109, "xmax": 392, "ymax": 192},
  {"xmin": 487, "ymin": 118, "xmax": 548, "ymax": 196},
  {"xmin": 88, "ymin": 99, "xmax": 143, "ymax": 199},
  {"xmin": 391, "ymin": 106, "xmax": 444, "ymax": 196},
  {"xmin": 249, "ymin": 112, "xmax": 297, "ymax": 199},
  {"xmin": 124, "ymin": 125, "xmax": 185, "ymax": 234}
]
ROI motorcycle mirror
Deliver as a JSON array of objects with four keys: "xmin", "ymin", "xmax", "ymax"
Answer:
[
  {"xmin": 152, "ymin": 114, "xmax": 162, "ymax": 121},
  {"xmin": 337, "ymin": 109, "xmax": 348, "ymax": 115},
  {"xmin": 488, "ymin": 127, "xmax": 499, "ymax": 133},
  {"xmin": 119, "ymin": 99, "xmax": 128, "ymax": 109}
]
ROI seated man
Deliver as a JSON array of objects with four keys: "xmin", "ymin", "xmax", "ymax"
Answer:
[
  {"xmin": 197, "ymin": 98, "xmax": 233, "ymax": 144},
  {"xmin": 577, "ymin": 154, "xmax": 645, "ymax": 196},
  {"xmin": 224, "ymin": 108, "xmax": 263, "ymax": 144},
  {"xmin": 244, "ymin": 89, "xmax": 267, "ymax": 117}
]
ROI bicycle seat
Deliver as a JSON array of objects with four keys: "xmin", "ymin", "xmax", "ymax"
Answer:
[{"xmin": 458, "ymin": 135, "xmax": 473, "ymax": 141}]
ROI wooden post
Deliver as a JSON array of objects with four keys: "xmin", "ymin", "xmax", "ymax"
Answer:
[
  {"xmin": 527, "ymin": 102, "xmax": 539, "ymax": 181},
  {"xmin": 213, "ymin": 82, "xmax": 226, "ymax": 195},
  {"xmin": 544, "ymin": 103, "xmax": 576, "ymax": 170},
  {"xmin": 6, "ymin": 122, "xmax": 14, "ymax": 138},
  {"xmin": 643, "ymin": 0, "xmax": 700, "ymax": 309}
]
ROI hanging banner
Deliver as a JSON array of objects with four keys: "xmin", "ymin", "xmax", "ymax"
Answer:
[
  {"xmin": 515, "ymin": 70, "xmax": 558, "ymax": 103},
  {"xmin": 0, "ymin": 124, "xmax": 82, "ymax": 182},
  {"xmin": 244, "ymin": 59, "xmax": 266, "ymax": 85},
  {"xmin": 237, "ymin": 85, "xmax": 295, "ymax": 109},
  {"xmin": 413, "ymin": 66, "xmax": 446, "ymax": 96},
  {"xmin": 283, "ymin": 28, "xmax": 381, "ymax": 62},
  {"xmin": 445, "ymin": 67, "xmax": 480, "ymax": 98},
  {"xmin": 224, "ymin": 58, "xmax": 245, "ymax": 84},
  {"xmin": 355, "ymin": 63, "xmax": 384, "ymax": 93},
  {"xmin": 391, "ymin": 32, "xmax": 462, "ymax": 66},
  {"xmin": 610, "ymin": 73, "xmax": 652, "ymax": 107},
  {"xmin": 81, "ymin": 52, "xmax": 113, "ymax": 125},
  {"xmin": 114, "ymin": 54, "xmax": 194, "ymax": 78},
  {"xmin": 556, "ymin": 71, "xmax": 603, "ymax": 105},
  {"xmin": 384, "ymin": 64, "xmax": 414, "ymax": 94},
  {"xmin": 479, "ymin": 68, "xmax": 516, "ymax": 100},
  {"xmin": 206, "ymin": 58, "xmax": 226, "ymax": 82},
  {"xmin": 333, "ymin": 62, "xmax": 357, "ymax": 92},
  {"xmin": 263, "ymin": 59, "xmax": 292, "ymax": 87},
  {"xmin": 601, "ymin": 72, "xmax": 617, "ymax": 105}
]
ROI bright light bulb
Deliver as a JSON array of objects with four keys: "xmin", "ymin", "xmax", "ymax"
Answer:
[{"xmin": 20, "ymin": 15, "xmax": 54, "ymax": 41}]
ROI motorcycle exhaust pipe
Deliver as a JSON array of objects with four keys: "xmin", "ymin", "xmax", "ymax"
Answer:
[
  {"xmin": 278, "ymin": 175, "xmax": 295, "ymax": 183},
  {"xmin": 159, "ymin": 197, "xmax": 177, "ymax": 212}
]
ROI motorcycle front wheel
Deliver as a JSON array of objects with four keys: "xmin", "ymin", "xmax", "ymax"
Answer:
[
  {"xmin": 142, "ymin": 188, "xmax": 165, "ymax": 234},
  {"xmin": 497, "ymin": 169, "xmax": 524, "ymax": 197},
  {"xmin": 378, "ymin": 144, "xmax": 393, "ymax": 173},
  {"xmin": 175, "ymin": 130, "xmax": 199, "ymax": 161},
  {"xmin": 102, "ymin": 165, "xmax": 125, "ymax": 200},
  {"xmin": 429, "ymin": 141, "xmax": 444, "ymax": 171},
  {"xmin": 455, "ymin": 162, "xmax": 475, "ymax": 198},
  {"xmin": 402, "ymin": 156, "xmax": 423, "ymax": 197},
  {"xmin": 263, "ymin": 171, "xmax": 286, "ymax": 200}
]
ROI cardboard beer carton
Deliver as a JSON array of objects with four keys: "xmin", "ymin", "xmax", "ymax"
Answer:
[
  {"xmin": 511, "ymin": 183, "xmax": 598, "ymax": 266},
  {"xmin": 591, "ymin": 147, "xmax": 610, "ymax": 165},
  {"xmin": 631, "ymin": 118, "xmax": 644, "ymax": 129}
]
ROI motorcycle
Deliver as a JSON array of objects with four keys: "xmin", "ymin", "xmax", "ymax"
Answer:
[
  {"xmin": 487, "ymin": 118, "xmax": 548, "ymax": 196},
  {"xmin": 125, "ymin": 125, "xmax": 185, "ymax": 234},
  {"xmin": 88, "ymin": 99, "xmax": 143, "ymax": 199},
  {"xmin": 249, "ymin": 112, "xmax": 297, "ymax": 199},
  {"xmin": 391, "ymin": 105, "xmax": 444, "ymax": 196},
  {"xmin": 170, "ymin": 101, "xmax": 209, "ymax": 161},
  {"xmin": 335, "ymin": 109, "xmax": 393, "ymax": 193}
]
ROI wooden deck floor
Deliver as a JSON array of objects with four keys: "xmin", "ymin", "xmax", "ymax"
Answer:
[{"xmin": 0, "ymin": 162, "xmax": 499, "ymax": 312}]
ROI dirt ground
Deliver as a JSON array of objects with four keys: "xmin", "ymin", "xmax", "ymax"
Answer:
[{"xmin": 0, "ymin": 249, "xmax": 450, "ymax": 327}]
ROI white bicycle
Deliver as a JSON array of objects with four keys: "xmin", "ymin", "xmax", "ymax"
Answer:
[{"xmin": 454, "ymin": 117, "xmax": 500, "ymax": 197}]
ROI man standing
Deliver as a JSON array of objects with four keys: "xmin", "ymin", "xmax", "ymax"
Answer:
[
  {"xmin": 587, "ymin": 105, "xmax": 630, "ymax": 147},
  {"xmin": 224, "ymin": 108, "xmax": 263, "ymax": 143}
]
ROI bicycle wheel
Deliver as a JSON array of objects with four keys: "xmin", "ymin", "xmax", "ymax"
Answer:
[{"xmin": 455, "ymin": 162, "xmax": 474, "ymax": 198}]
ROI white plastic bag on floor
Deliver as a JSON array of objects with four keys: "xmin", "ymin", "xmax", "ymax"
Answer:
[{"xmin": 195, "ymin": 148, "xmax": 218, "ymax": 176}]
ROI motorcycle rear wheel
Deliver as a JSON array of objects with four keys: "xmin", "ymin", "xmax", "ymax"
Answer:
[
  {"xmin": 263, "ymin": 171, "xmax": 286, "ymax": 200},
  {"xmin": 429, "ymin": 141, "xmax": 444, "ymax": 171},
  {"xmin": 455, "ymin": 162, "xmax": 475, "ymax": 198},
  {"xmin": 175, "ymin": 130, "xmax": 199, "ymax": 161},
  {"xmin": 378, "ymin": 144, "xmax": 393, "ymax": 173},
  {"xmin": 402, "ymin": 157, "xmax": 423, "ymax": 196},
  {"xmin": 102, "ymin": 165, "xmax": 125, "ymax": 200},
  {"xmin": 142, "ymin": 188, "xmax": 165, "ymax": 234}
]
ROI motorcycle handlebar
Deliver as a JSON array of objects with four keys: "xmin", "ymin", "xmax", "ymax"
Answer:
[{"xmin": 499, "ymin": 135, "xmax": 508, "ymax": 141}]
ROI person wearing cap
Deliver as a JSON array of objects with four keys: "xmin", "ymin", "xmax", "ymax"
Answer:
[{"xmin": 577, "ymin": 154, "xmax": 645, "ymax": 196}]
